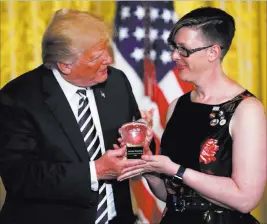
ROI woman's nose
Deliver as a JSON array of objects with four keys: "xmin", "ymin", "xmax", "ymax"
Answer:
[{"xmin": 171, "ymin": 49, "xmax": 181, "ymax": 61}]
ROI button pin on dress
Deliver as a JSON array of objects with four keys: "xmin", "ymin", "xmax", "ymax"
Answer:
[
  {"xmin": 210, "ymin": 119, "xmax": 219, "ymax": 126},
  {"xmin": 219, "ymin": 119, "xmax": 226, "ymax": 126},
  {"xmin": 209, "ymin": 113, "xmax": 216, "ymax": 119},
  {"xmin": 218, "ymin": 110, "xmax": 224, "ymax": 116},
  {"xmin": 212, "ymin": 106, "xmax": 220, "ymax": 111}
]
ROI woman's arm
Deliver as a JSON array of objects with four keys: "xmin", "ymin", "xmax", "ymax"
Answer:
[
  {"xmin": 181, "ymin": 97, "xmax": 267, "ymax": 213},
  {"xmin": 119, "ymin": 97, "xmax": 267, "ymax": 213},
  {"xmin": 121, "ymin": 100, "xmax": 179, "ymax": 202},
  {"xmin": 137, "ymin": 173, "xmax": 167, "ymax": 202},
  {"xmin": 140, "ymin": 99, "xmax": 178, "ymax": 202}
]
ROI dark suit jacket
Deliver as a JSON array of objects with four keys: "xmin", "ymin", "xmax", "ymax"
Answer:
[{"xmin": 0, "ymin": 65, "xmax": 145, "ymax": 224}]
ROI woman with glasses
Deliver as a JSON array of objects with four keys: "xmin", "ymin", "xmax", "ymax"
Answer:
[{"xmin": 118, "ymin": 6, "xmax": 266, "ymax": 224}]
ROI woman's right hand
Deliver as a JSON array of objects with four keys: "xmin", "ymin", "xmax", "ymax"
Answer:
[{"xmin": 118, "ymin": 154, "xmax": 179, "ymax": 181}]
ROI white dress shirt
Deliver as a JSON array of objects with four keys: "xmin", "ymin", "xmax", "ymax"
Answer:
[{"xmin": 52, "ymin": 68, "xmax": 116, "ymax": 220}]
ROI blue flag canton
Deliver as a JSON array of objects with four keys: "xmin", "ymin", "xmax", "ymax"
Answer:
[{"xmin": 114, "ymin": 1, "xmax": 177, "ymax": 82}]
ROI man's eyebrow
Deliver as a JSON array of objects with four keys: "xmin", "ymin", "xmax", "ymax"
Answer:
[
  {"xmin": 85, "ymin": 50, "xmax": 104, "ymax": 62},
  {"xmin": 93, "ymin": 48, "xmax": 105, "ymax": 55}
]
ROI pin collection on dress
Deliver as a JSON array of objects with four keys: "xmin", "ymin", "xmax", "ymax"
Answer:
[{"xmin": 209, "ymin": 106, "xmax": 227, "ymax": 127}]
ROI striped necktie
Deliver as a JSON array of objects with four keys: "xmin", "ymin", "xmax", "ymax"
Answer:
[{"xmin": 77, "ymin": 89, "xmax": 108, "ymax": 224}]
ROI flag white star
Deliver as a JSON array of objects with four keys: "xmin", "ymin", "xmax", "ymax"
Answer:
[
  {"xmin": 150, "ymin": 7, "xmax": 159, "ymax": 21},
  {"xmin": 119, "ymin": 27, "xmax": 129, "ymax": 41},
  {"xmin": 131, "ymin": 48, "xmax": 144, "ymax": 62},
  {"xmin": 161, "ymin": 9, "xmax": 172, "ymax": 23},
  {"xmin": 134, "ymin": 6, "xmax": 145, "ymax": 20},
  {"xmin": 150, "ymin": 50, "xmax": 156, "ymax": 61},
  {"xmin": 121, "ymin": 6, "xmax": 131, "ymax": 20},
  {"xmin": 161, "ymin": 30, "xmax": 170, "ymax": 43},
  {"xmin": 133, "ymin": 27, "xmax": 145, "ymax": 41},
  {"xmin": 160, "ymin": 50, "xmax": 172, "ymax": 64},
  {"xmin": 149, "ymin": 28, "xmax": 158, "ymax": 43},
  {"xmin": 172, "ymin": 11, "xmax": 178, "ymax": 23}
]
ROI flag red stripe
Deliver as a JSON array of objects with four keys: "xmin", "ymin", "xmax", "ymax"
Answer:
[
  {"xmin": 144, "ymin": 57, "xmax": 169, "ymax": 128},
  {"xmin": 130, "ymin": 179, "xmax": 162, "ymax": 223},
  {"xmin": 152, "ymin": 85, "xmax": 169, "ymax": 128}
]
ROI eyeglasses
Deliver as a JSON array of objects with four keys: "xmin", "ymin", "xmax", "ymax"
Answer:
[{"xmin": 169, "ymin": 42, "xmax": 223, "ymax": 57}]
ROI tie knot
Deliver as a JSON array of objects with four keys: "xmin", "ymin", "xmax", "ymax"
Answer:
[{"xmin": 77, "ymin": 89, "xmax": 87, "ymax": 97}]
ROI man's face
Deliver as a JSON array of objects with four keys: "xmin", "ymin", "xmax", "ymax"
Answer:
[{"xmin": 65, "ymin": 40, "xmax": 112, "ymax": 87}]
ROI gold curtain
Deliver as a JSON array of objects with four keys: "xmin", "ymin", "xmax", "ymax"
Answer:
[{"xmin": 0, "ymin": 1, "xmax": 266, "ymax": 222}]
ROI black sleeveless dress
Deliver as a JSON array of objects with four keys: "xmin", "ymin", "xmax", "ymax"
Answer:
[{"xmin": 160, "ymin": 90, "xmax": 259, "ymax": 224}]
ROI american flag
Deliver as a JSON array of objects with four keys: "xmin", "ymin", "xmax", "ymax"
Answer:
[{"xmin": 112, "ymin": 1, "xmax": 193, "ymax": 223}]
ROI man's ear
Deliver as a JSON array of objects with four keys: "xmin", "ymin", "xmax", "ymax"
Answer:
[{"xmin": 57, "ymin": 62, "xmax": 72, "ymax": 75}]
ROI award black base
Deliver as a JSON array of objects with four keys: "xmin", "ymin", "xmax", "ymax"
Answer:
[{"xmin": 126, "ymin": 146, "xmax": 143, "ymax": 159}]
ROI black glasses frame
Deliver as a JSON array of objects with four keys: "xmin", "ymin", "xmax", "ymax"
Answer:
[{"xmin": 169, "ymin": 42, "xmax": 224, "ymax": 57}]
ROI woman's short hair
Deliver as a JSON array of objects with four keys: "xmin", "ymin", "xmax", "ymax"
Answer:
[
  {"xmin": 42, "ymin": 8, "xmax": 111, "ymax": 69},
  {"xmin": 168, "ymin": 7, "xmax": 235, "ymax": 60}
]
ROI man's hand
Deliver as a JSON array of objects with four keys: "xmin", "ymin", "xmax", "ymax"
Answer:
[{"xmin": 95, "ymin": 146, "xmax": 146, "ymax": 180}]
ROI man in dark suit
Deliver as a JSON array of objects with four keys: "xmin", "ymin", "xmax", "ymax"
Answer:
[{"xmin": 0, "ymin": 9, "xmax": 151, "ymax": 224}]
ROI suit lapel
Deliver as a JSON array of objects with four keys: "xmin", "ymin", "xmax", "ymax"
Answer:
[
  {"xmin": 41, "ymin": 68, "xmax": 87, "ymax": 161},
  {"xmin": 93, "ymin": 84, "xmax": 109, "ymax": 138}
]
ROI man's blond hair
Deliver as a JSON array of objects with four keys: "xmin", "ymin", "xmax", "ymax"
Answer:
[{"xmin": 42, "ymin": 8, "xmax": 111, "ymax": 69}]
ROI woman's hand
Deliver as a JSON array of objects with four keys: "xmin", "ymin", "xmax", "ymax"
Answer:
[
  {"xmin": 143, "ymin": 127, "xmax": 153, "ymax": 155},
  {"xmin": 117, "ymin": 154, "xmax": 179, "ymax": 181},
  {"xmin": 140, "ymin": 109, "xmax": 154, "ymax": 155}
]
